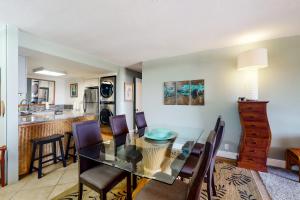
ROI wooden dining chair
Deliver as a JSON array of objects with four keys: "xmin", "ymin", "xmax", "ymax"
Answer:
[
  {"xmin": 109, "ymin": 115, "xmax": 129, "ymax": 147},
  {"xmin": 135, "ymin": 130, "xmax": 217, "ymax": 200},
  {"xmin": 135, "ymin": 112, "xmax": 147, "ymax": 130},
  {"xmin": 0, "ymin": 145, "xmax": 7, "ymax": 187},
  {"xmin": 191, "ymin": 115, "xmax": 222, "ymax": 156},
  {"xmin": 72, "ymin": 120, "xmax": 132, "ymax": 200},
  {"xmin": 179, "ymin": 121, "xmax": 225, "ymax": 200}
]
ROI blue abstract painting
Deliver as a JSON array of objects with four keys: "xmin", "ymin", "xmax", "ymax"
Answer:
[
  {"xmin": 176, "ymin": 81, "xmax": 190, "ymax": 105},
  {"xmin": 164, "ymin": 81, "xmax": 176, "ymax": 105},
  {"xmin": 190, "ymin": 79, "xmax": 204, "ymax": 105}
]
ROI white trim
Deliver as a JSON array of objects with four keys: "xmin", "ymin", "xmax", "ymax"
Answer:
[
  {"xmin": 217, "ymin": 150, "xmax": 286, "ymax": 169},
  {"xmin": 217, "ymin": 150, "xmax": 238, "ymax": 160},
  {"xmin": 267, "ymin": 158, "xmax": 286, "ymax": 168}
]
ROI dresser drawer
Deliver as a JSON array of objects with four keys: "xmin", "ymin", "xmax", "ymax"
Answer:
[
  {"xmin": 245, "ymin": 138, "xmax": 269, "ymax": 148},
  {"xmin": 240, "ymin": 112, "xmax": 265, "ymax": 122},
  {"xmin": 244, "ymin": 122, "xmax": 268, "ymax": 130},
  {"xmin": 239, "ymin": 103, "xmax": 265, "ymax": 113},
  {"xmin": 242, "ymin": 147, "xmax": 267, "ymax": 158},
  {"xmin": 245, "ymin": 129, "xmax": 269, "ymax": 138}
]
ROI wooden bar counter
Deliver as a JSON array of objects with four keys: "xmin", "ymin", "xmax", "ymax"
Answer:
[{"xmin": 18, "ymin": 111, "xmax": 96, "ymax": 176}]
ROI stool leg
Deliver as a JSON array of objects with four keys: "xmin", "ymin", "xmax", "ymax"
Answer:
[
  {"xmin": 1, "ymin": 153, "xmax": 5, "ymax": 187},
  {"xmin": 52, "ymin": 142, "xmax": 57, "ymax": 164},
  {"xmin": 59, "ymin": 139, "xmax": 66, "ymax": 167},
  {"xmin": 29, "ymin": 143, "xmax": 37, "ymax": 174},
  {"xmin": 38, "ymin": 144, "xmax": 43, "ymax": 179},
  {"xmin": 65, "ymin": 134, "xmax": 71, "ymax": 161}
]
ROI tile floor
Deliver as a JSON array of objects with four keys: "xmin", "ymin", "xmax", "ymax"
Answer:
[{"xmin": 0, "ymin": 162, "xmax": 78, "ymax": 200}]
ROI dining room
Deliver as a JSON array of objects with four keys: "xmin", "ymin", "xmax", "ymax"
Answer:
[{"xmin": 1, "ymin": 1, "xmax": 300, "ymax": 200}]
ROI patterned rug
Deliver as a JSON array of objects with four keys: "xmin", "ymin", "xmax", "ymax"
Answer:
[{"xmin": 53, "ymin": 160, "xmax": 264, "ymax": 200}]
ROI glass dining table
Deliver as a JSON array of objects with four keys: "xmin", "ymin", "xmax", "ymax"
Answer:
[{"xmin": 79, "ymin": 126, "xmax": 205, "ymax": 185}]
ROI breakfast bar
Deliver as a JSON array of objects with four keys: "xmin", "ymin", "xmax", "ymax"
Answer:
[{"xmin": 18, "ymin": 112, "xmax": 96, "ymax": 176}]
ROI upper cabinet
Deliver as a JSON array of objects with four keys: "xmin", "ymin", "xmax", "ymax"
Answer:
[{"xmin": 18, "ymin": 56, "xmax": 27, "ymax": 96}]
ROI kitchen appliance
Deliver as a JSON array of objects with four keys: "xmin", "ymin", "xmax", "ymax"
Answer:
[
  {"xmin": 99, "ymin": 103, "xmax": 115, "ymax": 125},
  {"xmin": 100, "ymin": 76, "xmax": 116, "ymax": 103},
  {"xmin": 99, "ymin": 76, "xmax": 116, "ymax": 126},
  {"xmin": 83, "ymin": 86, "xmax": 99, "ymax": 114}
]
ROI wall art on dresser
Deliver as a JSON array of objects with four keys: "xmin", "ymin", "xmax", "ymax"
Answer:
[
  {"xmin": 176, "ymin": 80, "xmax": 190, "ymax": 105},
  {"xmin": 190, "ymin": 79, "xmax": 205, "ymax": 105},
  {"xmin": 164, "ymin": 81, "xmax": 176, "ymax": 105}
]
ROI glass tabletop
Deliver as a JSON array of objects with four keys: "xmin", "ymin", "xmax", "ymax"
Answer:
[{"xmin": 79, "ymin": 126, "xmax": 205, "ymax": 184}]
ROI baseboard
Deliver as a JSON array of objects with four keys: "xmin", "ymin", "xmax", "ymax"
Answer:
[
  {"xmin": 217, "ymin": 150, "xmax": 238, "ymax": 160},
  {"xmin": 217, "ymin": 150, "xmax": 286, "ymax": 168}
]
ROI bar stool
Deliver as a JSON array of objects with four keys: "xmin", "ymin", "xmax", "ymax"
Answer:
[
  {"xmin": 65, "ymin": 131, "xmax": 77, "ymax": 163},
  {"xmin": 0, "ymin": 145, "xmax": 7, "ymax": 187},
  {"xmin": 29, "ymin": 134, "xmax": 66, "ymax": 178}
]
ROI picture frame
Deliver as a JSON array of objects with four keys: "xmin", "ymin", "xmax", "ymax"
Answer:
[
  {"xmin": 70, "ymin": 83, "xmax": 78, "ymax": 98},
  {"xmin": 124, "ymin": 82, "xmax": 133, "ymax": 101}
]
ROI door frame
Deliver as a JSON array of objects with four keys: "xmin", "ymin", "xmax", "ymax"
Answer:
[{"xmin": 133, "ymin": 77, "xmax": 142, "ymax": 129}]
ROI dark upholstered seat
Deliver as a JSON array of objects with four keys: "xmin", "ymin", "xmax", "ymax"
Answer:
[
  {"xmin": 135, "ymin": 112, "xmax": 147, "ymax": 130},
  {"xmin": 72, "ymin": 120, "xmax": 131, "ymax": 200},
  {"xmin": 80, "ymin": 165, "xmax": 125, "ymax": 190},
  {"xmin": 136, "ymin": 179, "xmax": 188, "ymax": 200},
  {"xmin": 136, "ymin": 130, "xmax": 217, "ymax": 200},
  {"xmin": 179, "ymin": 155, "xmax": 199, "ymax": 177},
  {"xmin": 191, "ymin": 143, "xmax": 204, "ymax": 156}
]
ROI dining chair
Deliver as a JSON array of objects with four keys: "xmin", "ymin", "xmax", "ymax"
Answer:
[
  {"xmin": 72, "ymin": 120, "xmax": 132, "ymax": 200},
  {"xmin": 135, "ymin": 130, "xmax": 217, "ymax": 200},
  {"xmin": 191, "ymin": 115, "xmax": 221, "ymax": 156},
  {"xmin": 109, "ymin": 115, "xmax": 129, "ymax": 147},
  {"xmin": 179, "ymin": 121, "xmax": 225, "ymax": 200},
  {"xmin": 135, "ymin": 112, "xmax": 147, "ymax": 130}
]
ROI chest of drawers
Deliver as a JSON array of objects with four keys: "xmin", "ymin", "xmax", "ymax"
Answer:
[{"xmin": 237, "ymin": 101, "xmax": 272, "ymax": 172}]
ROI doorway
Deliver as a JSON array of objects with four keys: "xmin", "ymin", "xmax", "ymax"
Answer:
[{"xmin": 133, "ymin": 77, "xmax": 142, "ymax": 128}]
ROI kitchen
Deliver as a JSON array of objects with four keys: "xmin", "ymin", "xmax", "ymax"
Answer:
[{"xmin": 17, "ymin": 48, "xmax": 117, "ymax": 176}]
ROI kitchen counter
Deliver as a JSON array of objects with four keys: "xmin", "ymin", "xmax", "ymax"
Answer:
[
  {"xmin": 18, "ymin": 111, "xmax": 97, "ymax": 175},
  {"xmin": 19, "ymin": 111, "xmax": 97, "ymax": 125}
]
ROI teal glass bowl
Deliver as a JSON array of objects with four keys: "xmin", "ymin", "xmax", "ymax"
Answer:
[{"xmin": 145, "ymin": 128, "xmax": 177, "ymax": 140}]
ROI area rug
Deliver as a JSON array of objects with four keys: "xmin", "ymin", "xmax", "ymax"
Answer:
[
  {"xmin": 259, "ymin": 167, "xmax": 300, "ymax": 200},
  {"xmin": 52, "ymin": 160, "xmax": 263, "ymax": 200}
]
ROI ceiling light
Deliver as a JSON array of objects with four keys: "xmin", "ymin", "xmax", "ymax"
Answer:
[{"xmin": 33, "ymin": 67, "xmax": 66, "ymax": 76}]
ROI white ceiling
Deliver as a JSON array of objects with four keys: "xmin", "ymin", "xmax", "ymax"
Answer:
[
  {"xmin": 1, "ymin": 0, "xmax": 300, "ymax": 66},
  {"xmin": 20, "ymin": 48, "xmax": 107, "ymax": 79}
]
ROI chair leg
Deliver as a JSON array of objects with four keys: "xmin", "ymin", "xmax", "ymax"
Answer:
[
  {"xmin": 38, "ymin": 144, "xmax": 43, "ymax": 179},
  {"xmin": 78, "ymin": 183, "xmax": 83, "ymax": 200},
  {"xmin": 52, "ymin": 141, "xmax": 57, "ymax": 164},
  {"xmin": 212, "ymin": 173, "xmax": 217, "ymax": 196},
  {"xmin": 127, "ymin": 174, "xmax": 132, "ymax": 200},
  {"xmin": 100, "ymin": 191, "xmax": 107, "ymax": 200},
  {"xmin": 73, "ymin": 147, "xmax": 77, "ymax": 163},
  {"xmin": 29, "ymin": 143, "xmax": 37, "ymax": 174},
  {"xmin": 58, "ymin": 139, "xmax": 67, "ymax": 167},
  {"xmin": 132, "ymin": 174, "xmax": 137, "ymax": 189},
  {"xmin": 65, "ymin": 134, "xmax": 71, "ymax": 161},
  {"xmin": 207, "ymin": 166, "xmax": 213, "ymax": 200}
]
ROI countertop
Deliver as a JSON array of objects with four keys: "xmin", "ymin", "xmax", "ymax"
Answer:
[{"xmin": 19, "ymin": 110, "xmax": 97, "ymax": 125}]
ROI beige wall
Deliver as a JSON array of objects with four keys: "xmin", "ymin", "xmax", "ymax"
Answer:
[{"xmin": 143, "ymin": 35, "xmax": 300, "ymax": 160}]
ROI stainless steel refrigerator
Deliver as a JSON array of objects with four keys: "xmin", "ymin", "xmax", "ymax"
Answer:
[{"xmin": 83, "ymin": 87, "xmax": 99, "ymax": 114}]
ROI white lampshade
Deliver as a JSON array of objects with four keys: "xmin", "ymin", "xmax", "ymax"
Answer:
[{"xmin": 237, "ymin": 48, "xmax": 268, "ymax": 70}]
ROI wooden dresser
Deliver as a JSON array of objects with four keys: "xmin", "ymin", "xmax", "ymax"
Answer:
[{"xmin": 237, "ymin": 101, "xmax": 272, "ymax": 172}]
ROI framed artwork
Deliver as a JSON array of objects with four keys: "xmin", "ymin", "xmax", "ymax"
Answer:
[
  {"xmin": 124, "ymin": 82, "xmax": 133, "ymax": 101},
  {"xmin": 176, "ymin": 81, "xmax": 190, "ymax": 105},
  {"xmin": 190, "ymin": 79, "xmax": 205, "ymax": 105},
  {"xmin": 70, "ymin": 83, "xmax": 78, "ymax": 98},
  {"xmin": 164, "ymin": 81, "xmax": 176, "ymax": 105}
]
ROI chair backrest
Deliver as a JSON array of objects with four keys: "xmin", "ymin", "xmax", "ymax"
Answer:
[
  {"xmin": 213, "ymin": 120, "xmax": 225, "ymax": 157},
  {"xmin": 135, "ymin": 112, "xmax": 147, "ymax": 130},
  {"xmin": 109, "ymin": 115, "xmax": 129, "ymax": 146},
  {"xmin": 187, "ymin": 130, "xmax": 216, "ymax": 200},
  {"xmin": 214, "ymin": 115, "xmax": 222, "ymax": 132},
  {"xmin": 72, "ymin": 120, "xmax": 102, "ymax": 173}
]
